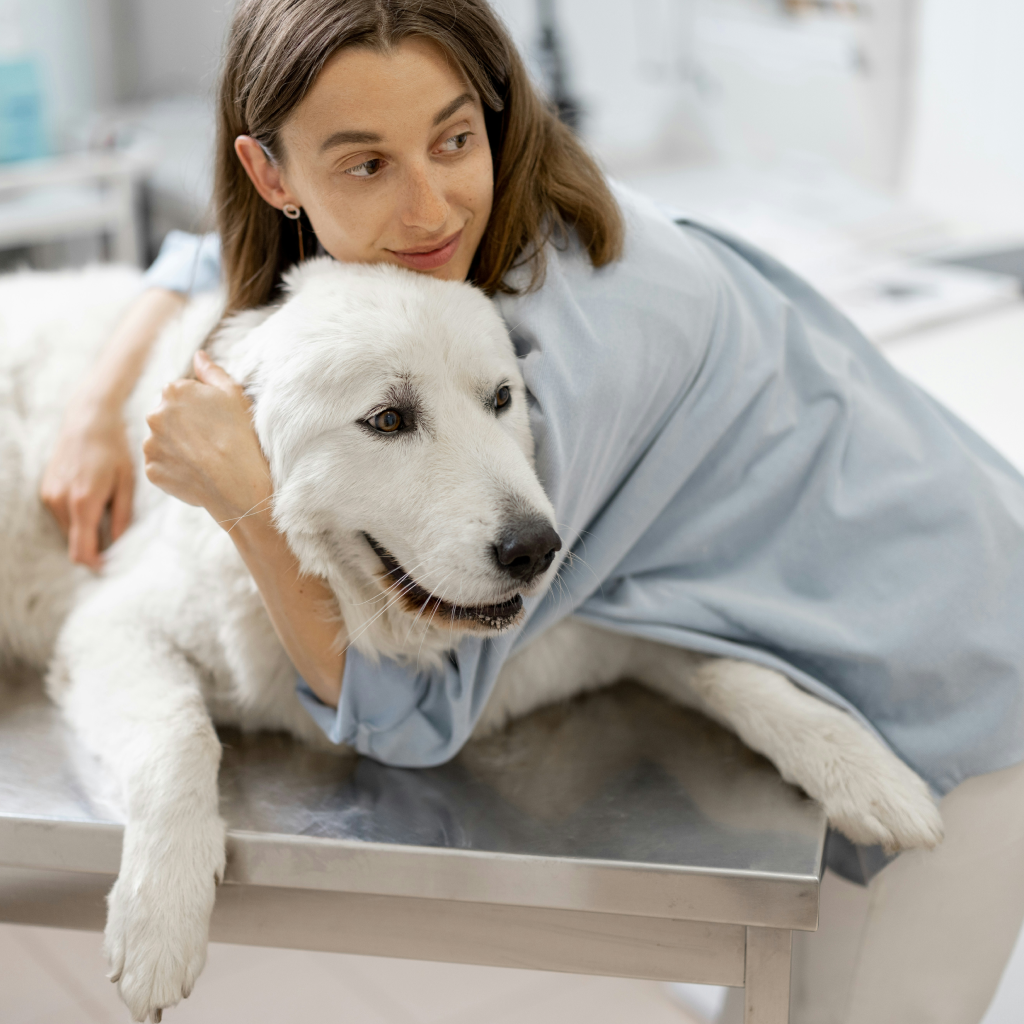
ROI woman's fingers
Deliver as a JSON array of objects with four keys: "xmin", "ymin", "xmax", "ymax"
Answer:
[
  {"xmin": 110, "ymin": 465, "xmax": 135, "ymax": 542},
  {"xmin": 40, "ymin": 478, "xmax": 72, "ymax": 536},
  {"xmin": 193, "ymin": 350, "xmax": 244, "ymax": 399},
  {"xmin": 145, "ymin": 364, "xmax": 270, "ymax": 524},
  {"xmin": 41, "ymin": 407, "xmax": 136, "ymax": 567},
  {"xmin": 68, "ymin": 489, "xmax": 106, "ymax": 569}
]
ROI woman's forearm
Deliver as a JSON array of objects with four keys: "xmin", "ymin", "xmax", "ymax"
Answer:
[
  {"xmin": 229, "ymin": 512, "xmax": 347, "ymax": 707},
  {"xmin": 83, "ymin": 288, "xmax": 186, "ymax": 409}
]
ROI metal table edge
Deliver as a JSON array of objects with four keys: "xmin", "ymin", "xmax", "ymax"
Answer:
[{"xmin": 0, "ymin": 813, "xmax": 824, "ymax": 931}]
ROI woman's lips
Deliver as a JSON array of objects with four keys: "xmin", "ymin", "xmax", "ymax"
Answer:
[{"xmin": 388, "ymin": 230, "xmax": 463, "ymax": 271}]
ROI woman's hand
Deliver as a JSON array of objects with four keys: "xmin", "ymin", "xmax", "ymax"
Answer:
[
  {"xmin": 144, "ymin": 351, "xmax": 273, "ymax": 528},
  {"xmin": 40, "ymin": 400, "xmax": 135, "ymax": 569},
  {"xmin": 40, "ymin": 287, "xmax": 187, "ymax": 569}
]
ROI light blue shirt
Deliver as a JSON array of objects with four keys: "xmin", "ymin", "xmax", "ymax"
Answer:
[
  {"xmin": 147, "ymin": 191, "xmax": 1024, "ymax": 863},
  {"xmin": 143, "ymin": 230, "xmax": 221, "ymax": 295}
]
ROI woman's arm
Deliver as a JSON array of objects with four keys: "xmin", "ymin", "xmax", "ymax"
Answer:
[
  {"xmin": 230, "ymin": 512, "xmax": 346, "ymax": 706},
  {"xmin": 143, "ymin": 350, "xmax": 346, "ymax": 706},
  {"xmin": 41, "ymin": 288, "xmax": 186, "ymax": 568}
]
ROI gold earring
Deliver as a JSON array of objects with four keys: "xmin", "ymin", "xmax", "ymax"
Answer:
[{"xmin": 282, "ymin": 203, "xmax": 304, "ymax": 261}]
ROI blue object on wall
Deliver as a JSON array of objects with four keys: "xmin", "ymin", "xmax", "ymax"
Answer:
[{"xmin": 0, "ymin": 58, "xmax": 48, "ymax": 163}]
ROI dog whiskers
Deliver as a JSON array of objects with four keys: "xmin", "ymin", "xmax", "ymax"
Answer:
[
  {"xmin": 342, "ymin": 575, "xmax": 424, "ymax": 654},
  {"xmin": 403, "ymin": 568, "xmax": 452, "ymax": 644},
  {"xmin": 446, "ymin": 581, "xmax": 465, "ymax": 649},
  {"xmin": 343, "ymin": 559, "xmax": 428, "ymax": 609},
  {"xmin": 409, "ymin": 569, "xmax": 457, "ymax": 663},
  {"xmin": 563, "ymin": 549, "xmax": 601, "ymax": 589},
  {"xmin": 416, "ymin": 572, "xmax": 456, "ymax": 663},
  {"xmin": 218, "ymin": 495, "xmax": 275, "ymax": 534},
  {"xmin": 552, "ymin": 572, "xmax": 571, "ymax": 614},
  {"xmin": 342, "ymin": 562, "xmax": 431, "ymax": 653},
  {"xmin": 403, "ymin": 597, "xmax": 432, "ymax": 644}
]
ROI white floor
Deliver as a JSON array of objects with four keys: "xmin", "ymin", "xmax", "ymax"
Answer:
[
  {"xmin": 883, "ymin": 302, "xmax": 1024, "ymax": 475},
  {"xmin": 0, "ymin": 921, "xmax": 701, "ymax": 1024}
]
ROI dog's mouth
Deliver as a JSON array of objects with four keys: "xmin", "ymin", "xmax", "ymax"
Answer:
[{"xmin": 364, "ymin": 535, "xmax": 524, "ymax": 631}]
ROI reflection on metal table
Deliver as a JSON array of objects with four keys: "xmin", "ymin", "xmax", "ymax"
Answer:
[{"xmin": 0, "ymin": 667, "xmax": 826, "ymax": 1023}]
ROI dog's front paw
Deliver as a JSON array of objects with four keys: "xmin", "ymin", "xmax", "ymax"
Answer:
[
  {"xmin": 814, "ymin": 728, "xmax": 944, "ymax": 853},
  {"xmin": 105, "ymin": 818, "xmax": 226, "ymax": 1022}
]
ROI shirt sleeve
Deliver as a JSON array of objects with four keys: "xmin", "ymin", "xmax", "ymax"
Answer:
[
  {"xmin": 295, "ymin": 633, "xmax": 520, "ymax": 766},
  {"xmin": 143, "ymin": 231, "xmax": 221, "ymax": 295}
]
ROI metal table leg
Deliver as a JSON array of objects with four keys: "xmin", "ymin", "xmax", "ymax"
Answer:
[{"xmin": 744, "ymin": 927, "xmax": 792, "ymax": 1023}]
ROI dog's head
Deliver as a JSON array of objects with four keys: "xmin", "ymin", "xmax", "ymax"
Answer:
[{"xmin": 214, "ymin": 259, "xmax": 559, "ymax": 665}]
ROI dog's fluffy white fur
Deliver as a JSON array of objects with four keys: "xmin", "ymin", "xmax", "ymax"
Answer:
[{"xmin": 0, "ymin": 261, "xmax": 943, "ymax": 1022}]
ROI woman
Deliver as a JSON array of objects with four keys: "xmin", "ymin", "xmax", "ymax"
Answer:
[{"xmin": 38, "ymin": 1, "xmax": 1024, "ymax": 1021}]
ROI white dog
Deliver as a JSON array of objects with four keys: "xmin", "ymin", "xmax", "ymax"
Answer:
[{"xmin": 0, "ymin": 259, "xmax": 943, "ymax": 1022}]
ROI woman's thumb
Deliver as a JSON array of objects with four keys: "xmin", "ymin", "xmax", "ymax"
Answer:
[{"xmin": 193, "ymin": 349, "xmax": 238, "ymax": 393}]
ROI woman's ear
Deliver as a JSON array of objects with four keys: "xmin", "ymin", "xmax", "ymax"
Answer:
[{"xmin": 234, "ymin": 135, "xmax": 299, "ymax": 211}]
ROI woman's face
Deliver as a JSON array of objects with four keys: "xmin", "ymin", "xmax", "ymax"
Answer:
[{"xmin": 236, "ymin": 37, "xmax": 494, "ymax": 282}]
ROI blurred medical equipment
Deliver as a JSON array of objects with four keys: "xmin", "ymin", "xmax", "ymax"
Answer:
[
  {"xmin": 780, "ymin": 0, "xmax": 866, "ymax": 15},
  {"xmin": 0, "ymin": 55, "xmax": 47, "ymax": 163},
  {"xmin": 535, "ymin": 0, "xmax": 582, "ymax": 128}
]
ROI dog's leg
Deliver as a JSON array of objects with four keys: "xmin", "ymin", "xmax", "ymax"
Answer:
[
  {"xmin": 52, "ymin": 623, "xmax": 225, "ymax": 1023},
  {"xmin": 477, "ymin": 618, "xmax": 640, "ymax": 738},
  {"xmin": 637, "ymin": 645, "xmax": 944, "ymax": 852}
]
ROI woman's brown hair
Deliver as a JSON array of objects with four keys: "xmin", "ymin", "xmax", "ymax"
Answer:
[{"xmin": 215, "ymin": 0, "xmax": 623, "ymax": 314}]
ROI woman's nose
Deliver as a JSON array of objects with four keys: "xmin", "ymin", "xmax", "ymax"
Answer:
[{"xmin": 400, "ymin": 162, "xmax": 449, "ymax": 233}]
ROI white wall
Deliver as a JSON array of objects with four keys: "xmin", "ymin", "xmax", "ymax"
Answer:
[
  {"xmin": 130, "ymin": 0, "xmax": 233, "ymax": 100},
  {"xmin": 495, "ymin": 0, "xmax": 713, "ymax": 170},
  {"xmin": 498, "ymin": 0, "xmax": 915, "ymax": 189},
  {"xmin": 904, "ymin": 0, "xmax": 1024, "ymax": 239}
]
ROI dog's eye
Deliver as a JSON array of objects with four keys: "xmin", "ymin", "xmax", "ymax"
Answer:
[
  {"xmin": 494, "ymin": 385, "xmax": 511, "ymax": 410},
  {"xmin": 370, "ymin": 409, "xmax": 403, "ymax": 433}
]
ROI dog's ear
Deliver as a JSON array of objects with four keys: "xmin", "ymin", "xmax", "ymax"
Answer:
[
  {"xmin": 281, "ymin": 254, "xmax": 346, "ymax": 297},
  {"xmin": 199, "ymin": 306, "xmax": 277, "ymax": 387}
]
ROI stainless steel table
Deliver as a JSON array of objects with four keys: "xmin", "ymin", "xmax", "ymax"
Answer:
[{"xmin": 0, "ymin": 667, "xmax": 826, "ymax": 1023}]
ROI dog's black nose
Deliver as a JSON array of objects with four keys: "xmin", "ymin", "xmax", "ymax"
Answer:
[{"xmin": 494, "ymin": 520, "xmax": 562, "ymax": 583}]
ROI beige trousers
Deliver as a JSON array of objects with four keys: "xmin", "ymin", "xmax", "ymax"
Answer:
[{"xmin": 721, "ymin": 759, "xmax": 1024, "ymax": 1024}]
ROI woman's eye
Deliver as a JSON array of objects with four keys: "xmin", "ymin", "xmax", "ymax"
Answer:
[
  {"xmin": 371, "ymin": 409, "xmax": 403, "ymax": 432},
  {"xmin": 494, "ymin": 385, "xmax": 511, "ymax": 410},
  {"xmin": 440, "ymin": 132, "xmax": 470, "ymax": 153},
  {"xmin": 346, "ymin": 158, "xmax": 384, "ymax": 178}
]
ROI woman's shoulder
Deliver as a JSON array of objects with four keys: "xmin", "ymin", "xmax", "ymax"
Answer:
[
  {"xmin": 497, "ymin": 184, "xmax": 755, "ymax": 353},
  {"xmin": 143, "ymin": 231, "xmax": 222, "ymax": 296},
  {"xmin": 493, "ymin": 183, "xmax": 746, "ymax": 398}
]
